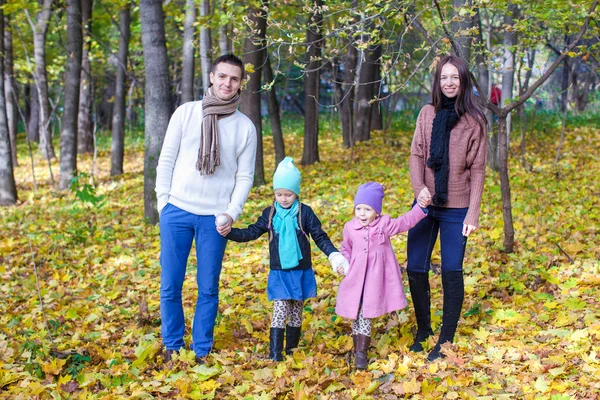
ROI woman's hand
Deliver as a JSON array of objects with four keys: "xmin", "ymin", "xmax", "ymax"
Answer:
[
  {"xmin": 462, "ymin": 224, "xmax": 476, "ymax": 237},
  {"xmin": 417, "ymin": 187, "xmax": 432, "ymax": 208}
]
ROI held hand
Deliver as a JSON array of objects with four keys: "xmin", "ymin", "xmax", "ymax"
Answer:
[
  {"xmin": 329, "ymin": 252, "xmax": 350, "ymax": 276},
  {"xmin": 216, "ymin": 213, "xmax": 233, "ymax": 236},
  {"xmin": 417, "ymin": 187, "xmax": 432, "ymax": 207},
  {"xmin": 462, "ymin": 224, "xmax": 476, "ymax": 237}
]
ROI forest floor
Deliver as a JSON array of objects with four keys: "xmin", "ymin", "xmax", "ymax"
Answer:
[{"xmin": 1, "ymin": 120, "xmax": 599, "ymax": 399}]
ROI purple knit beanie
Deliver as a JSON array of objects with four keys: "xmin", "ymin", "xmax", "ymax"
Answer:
[{"xmin": 354, "ymin": 182, "xmax": 384, "ymax": 215}]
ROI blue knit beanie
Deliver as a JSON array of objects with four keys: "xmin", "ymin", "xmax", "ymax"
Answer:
[
  {"xmin": 273, "ymin": 157, "xmax": 301, "ymax": 195},
  {"xmin": 354, "ymin": 182, "xmax": 384, "ymax": 214}
]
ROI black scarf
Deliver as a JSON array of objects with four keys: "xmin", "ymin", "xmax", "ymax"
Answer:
[{"xmin": 427, "ymin": 94, "xmax": 460, "ymax": 206}]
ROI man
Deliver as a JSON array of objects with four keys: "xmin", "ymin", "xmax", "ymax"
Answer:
[{"xmin": 155, "ymin": 54, "xmax": 257, "ymax": 363}]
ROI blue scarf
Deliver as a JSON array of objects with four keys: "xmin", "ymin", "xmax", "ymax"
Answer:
[{"xmin": 273, "ymin": 200, "xmax": 303, "ymax": 269}]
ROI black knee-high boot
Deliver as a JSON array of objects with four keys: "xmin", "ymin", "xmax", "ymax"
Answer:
[
  {"xmin": 285, "ymin": 326, "xmax": 301, "ymax": 355},
  {"xmin": 428, "ymin": 270, "xmax": 464, "ymax": 361},
  {"xmin": 269, "ymin": 327, "xmax": 285, "ymax": 361},
  {"xmin": 408, "ymin": 271, "xmax": 433, "ymax": 352}
]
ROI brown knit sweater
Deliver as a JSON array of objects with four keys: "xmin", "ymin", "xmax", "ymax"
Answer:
[{"xmin": 409, "ymin": 104, "xmax": 487, "ymax": 227}]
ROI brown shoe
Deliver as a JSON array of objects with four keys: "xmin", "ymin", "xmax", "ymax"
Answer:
[{"xmin": 354, "ymin": 334, "xmax": 371, "ymax": 370}]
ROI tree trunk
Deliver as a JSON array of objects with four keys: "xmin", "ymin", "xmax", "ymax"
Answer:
[
  {"xmin": 479, "ymin": 7, "xmax": 497, "ymax": 170},
  {"xmin": 27, "ymin": 83, "xmax": 39, "ymax": 142},
  {"xmin": 240, "ymin": 3, "xmax": 266, "ymax": 186},
  {"xmin": 0, "ymin": 0, "xmax": 17, "ymax": 205},
  {"xmin": 451, "ymin": 0, "xmax": 472, "ymax": 62},
  {"xmin": 369, "ymin": 45, "xmax": 383, "ymax": 131},
  {"xmin": 559, "ymin": 60, "xmax": 570, "ymax": 113},
  {"xmin": 4, "ymin": 15, "xmax": 17, "ymax": 167},
  {"xmin": 301, "ymin": 0, "xmax": 323, "ymax": 165},
  {"xmin": 501, "ymin": 4, "xmax": 517, "ymax": 146},
  {"xmin": 111, "ymin": 5, "xmax": 131, "ymax": 176},
  {"xmin": 181, "ymin": 0, "xmax": 196, "ymax": 103},
  {"xmin": 263, "ymin": 51, "xmax": 285, "ymax": 165},
  {"xmin": 518, "ymin": 49, "xmax": 535, "ymax": 168},
  {"xmin": 34, "ymin": 0, "xmax": 55, "ymax": 159},
  {"xmin": 354, "ymin": 42, "xmax": 380, "ymax": 142},
  {"xmin": 497, "ymin": 114, "xmax": 514, "ymax": 252},
  {"xmin": 199, "ymin": 0, "xmax": 212, "ymax": 95},
  {"xmin": 140, "ymin": 0, "xmax": 172, "ymax": 224},
  {"xmin": 339, "ymin": 28, "xmax": 357, "ymax": 148},
  {"xmin": 219, "ymin": 24, "xmax": 230, "ymax": 55},
  {"xmin": 77, "ymin": 0, "xmax": 93, "ymax": 154},
  {"xmin": 59, "ymin": 0, "xmax": 83, "ymax": 190}
]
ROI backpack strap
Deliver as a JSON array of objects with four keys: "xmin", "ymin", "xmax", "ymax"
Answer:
[
  {"xmin": 298, "ymin": 202, "xmax": 309, "ymax": 239},
  {"xmin": 267, "ymin": 203, "xmax": 275, "ymax": 242}
]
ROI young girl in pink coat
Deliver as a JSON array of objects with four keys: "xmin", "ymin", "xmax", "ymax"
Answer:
[{"xmin": 334, "ymin": 182, "xmax": 429, "ymax": 369}]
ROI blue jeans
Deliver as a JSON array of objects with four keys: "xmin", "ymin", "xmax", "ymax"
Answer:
[
  {"xmin": 159, "ymin": 203, "xmax": 227, "ymax": 356},
  {"xmin": 407, "ymin": 203, "xmax": 468, "ymax": 273}
]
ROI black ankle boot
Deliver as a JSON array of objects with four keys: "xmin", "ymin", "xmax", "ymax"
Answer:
[
  {"xmin": 428, "ymin": 270, "xmax": 464, "ymax": 361},
  {"xmin": 285, "ymin": 326, "xmax": 301, "ymax": 355},
  {"xmin": 408, "ymin": 271, "xmax": 433, "ymax": 352},
  {"xmin": 269, "ymin": 327, "xmax": 285, "ymax": 361}
]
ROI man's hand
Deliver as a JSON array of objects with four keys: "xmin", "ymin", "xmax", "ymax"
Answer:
[
  {"xmin": 417, "ymin": 187, "xmax": 432, "ymax": 208},
  {"xmin": 216, "ymin": 213, "xmax": 234, "ymax": 236}
]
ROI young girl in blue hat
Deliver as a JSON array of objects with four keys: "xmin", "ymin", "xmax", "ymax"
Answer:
[{"xmin": 226, "ymin": 157, "xmax": 349, "ymax": 361}]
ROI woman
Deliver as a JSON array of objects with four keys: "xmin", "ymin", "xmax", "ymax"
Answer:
[{"xmin": 407, "ymin": 55, "xmax": 487, "ymax": 361}]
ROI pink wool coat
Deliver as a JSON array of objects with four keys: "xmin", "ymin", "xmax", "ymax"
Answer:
[{"xmin": 335, "ymin": 204, "xmax": 427, "ymax": 319}]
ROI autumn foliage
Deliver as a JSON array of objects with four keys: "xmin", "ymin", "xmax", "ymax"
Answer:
[{"xmin": 1, "ymin": 123, "xmax": 599, "ymax": 399}]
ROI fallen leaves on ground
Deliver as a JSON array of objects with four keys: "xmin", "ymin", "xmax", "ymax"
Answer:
[{"xmin": 1, "ymin": 125, "xmax": 599, "ymax": 399}]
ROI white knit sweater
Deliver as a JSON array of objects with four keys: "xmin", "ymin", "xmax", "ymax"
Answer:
[{"xmin": 155, "ymin": 101, "xmax": 257, "ymax": 221}]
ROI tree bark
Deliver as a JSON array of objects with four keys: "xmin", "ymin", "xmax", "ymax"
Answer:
[
  {"xmin": 219, "ymin": 24, "xmax": 230, "ymax": 55},
  {"xmin": 27, "ymin": 83, "xmax": 39, "ymax": 142},
  {"xmin": 518, "ymin": 49, "xmax": 535, "ymax": 168},
  {"xmin": 451, "ymin": 0, "xmax": 472, "ymax": 62},
  {"xmin": 33, "ymin": 0, "xmax": 55, "ymax": 159},
  {"xmin": 501, "ymin": 4, "xmax": 517, "ymax": 146},
  {"xmin": 0, "ymin": 0, "xmax": 17, "ymax": 205},
  {"xmin": 77, "ymin": 0, "xmax": 94, "ymax": 154},
  {"xmin": 59, "ymin": 0, "xmax": 83, "ymax": 190},
  {"xmin": 339, "ymin": 26, "xmax": 357, "ymax": 148},
  {"xmin": 240, "ymin": 3, "xmax": 266, "ymax": 186},
  {"xmin": 301, "ymin": 0, "xmax": 323, "ymax": 165},
  {"xmin": 263, "ymin": 51, "xmax": 285, "ymax": 165},
  {"xmin": 4, "ymin": 15, "xmax": 17, "ymax": 167},
  {"xmin": 497, "ymin": 115, "xmax": 514, "ymax": 252},
  {"xmin": 140, "ymin": 0, "xmax": 172, "ymax": 224},
  {"xmin": 111, "ymin": 5, "xmax": 131, "ymax": 176},
  {"xmin": 354, "ymin": 42, "xmax": 380, "ymax": 142},
  {"xmin": 199, "ymin": 0, "xmax": 212, "ymax": 95},
  {"xmin": 369, "ymin": 45, "xmax": 383, "ymax": 131},
  {"xmin": 181, "ymin": 0, "xmax": 196, "ymax": 103}
]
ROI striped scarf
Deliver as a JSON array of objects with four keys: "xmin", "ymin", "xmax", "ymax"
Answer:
[{"xmin": 197, "ymin": 87, "xmax": 241, "ymax": 175}]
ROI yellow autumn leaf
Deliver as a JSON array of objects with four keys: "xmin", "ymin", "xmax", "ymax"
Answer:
[
  {"xmin": 243, "ymin": 319, "xmax": 253, "ymax": 334},
  {"xmin": 41, "ymin": 358, "xmax": 67, "ymax": 376},
  {"xmin": 403, "ymin": 377, "xmax": 421, "ymax": 394},
  {"xmin": 534, "ymin": 376, "xmax": 550, "ymax": 392}
]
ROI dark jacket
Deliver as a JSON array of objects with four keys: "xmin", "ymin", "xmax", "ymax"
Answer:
[{"xmin": 226, "ymin": 203, "xmax": 338, "ymax": 270}]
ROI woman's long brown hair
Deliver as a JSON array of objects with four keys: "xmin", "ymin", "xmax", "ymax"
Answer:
[{"xmin": 431, "ymin": 55, "xmax": 487, "ymax": 130}]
